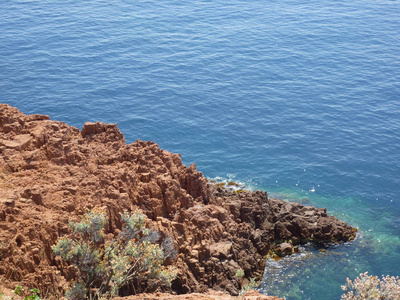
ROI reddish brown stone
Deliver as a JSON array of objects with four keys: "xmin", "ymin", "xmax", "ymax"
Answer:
[{"xmin": 0, "ymin": 104, "xmax": 356, "ymax": 297}]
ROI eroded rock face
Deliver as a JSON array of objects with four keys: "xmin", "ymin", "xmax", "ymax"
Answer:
[{"xmin": 0, "ymin": 104, "xmax": 356, "ymax": 297}]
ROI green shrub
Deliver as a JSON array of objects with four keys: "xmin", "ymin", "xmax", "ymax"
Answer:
[
  {"xmin": 52, "ymin": 208, "xmax": 176, "ymax": 299},
  {"xmin": 341, "ymin": 272, "xmax": 400, "ymax": 299}
]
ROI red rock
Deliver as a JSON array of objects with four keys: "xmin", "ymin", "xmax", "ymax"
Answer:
[
  {"xmin": 114, "ymin": 290, "xmax": 283, "ymax": 300},
  {"xmin": 275, "ymin": 243, "xmax": 294, "ymax": 257},
  {"xmin": 0, "ymin": 104, "xmax": 356, "ymax": 298}
]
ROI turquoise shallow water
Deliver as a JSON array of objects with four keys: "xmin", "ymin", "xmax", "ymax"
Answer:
[{"xmin": 1, "ymin": 0, "xmax": 400, "ymax": 298}]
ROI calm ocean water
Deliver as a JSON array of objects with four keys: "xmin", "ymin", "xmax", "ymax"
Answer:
[{"xmin": 1, "ymin": 0, "xmax": 399, "ymax": 298}]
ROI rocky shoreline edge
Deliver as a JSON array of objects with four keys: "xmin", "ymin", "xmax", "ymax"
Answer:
[{"xmin": 0, "ymin": 104, "xmax": 356, "ymax": 298}]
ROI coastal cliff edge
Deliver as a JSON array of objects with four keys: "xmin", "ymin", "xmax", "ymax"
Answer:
[{"xmin": 0, "ymin": 104, "xmax": 356, "ymax": 298}]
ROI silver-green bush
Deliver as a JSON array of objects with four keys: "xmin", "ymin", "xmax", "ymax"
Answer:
[{"xmin": 52, "ymin": 208, "xmax": 176, "ymax": 299}]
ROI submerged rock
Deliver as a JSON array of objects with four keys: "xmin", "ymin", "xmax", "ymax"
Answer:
[{"xmin": 0, "ymin": 104, "xmax": 356, "ymax": 297}]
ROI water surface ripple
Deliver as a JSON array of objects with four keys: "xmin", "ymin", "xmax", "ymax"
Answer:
[{"xmin": 1, "ymin": 0, "xmax": 399, "ymax": 299}]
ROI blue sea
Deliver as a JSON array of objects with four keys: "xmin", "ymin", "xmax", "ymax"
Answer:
[{"xmin": 1, "ymin": 0, "xmax": 399, "ymax": 298}]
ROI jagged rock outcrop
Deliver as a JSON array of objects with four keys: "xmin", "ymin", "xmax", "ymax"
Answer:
[{"xmin": 0, "ymin": 104, "xmax": 356, "ymax": 297}]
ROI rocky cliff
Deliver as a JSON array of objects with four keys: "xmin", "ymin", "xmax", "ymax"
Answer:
[{"xmin": 0, "ymin": 104, "xmax": 356, "ymax": 297}]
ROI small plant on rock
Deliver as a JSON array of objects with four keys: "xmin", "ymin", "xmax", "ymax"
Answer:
[
  {"xmin": 24, "ymin": 288, "xmax": 41, "ymax": 300},
  {"xmin": 13, "ymin": 285, "xmax": 24, "ymax": 296},
  {"xmin": 235, "ymin": 269, "xmax": 259, "ymax": 296},
  {"xmin": 52, "ymin": 208, "xmax": 176, "ymax": 299},
  {"xmin": 11, "ymin": 286, "xmax": 41, "ymax": 300},
  {"xmin": 239, "ymin": 277, "xmax": 259, "ymax": 296},
  {"xmin": 235, "ymin": 269, "xmax": 245, "ymax": 278},
  {"xmin": 341, "ymin": 272, "xmax": 400, "ymax": 299}
]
